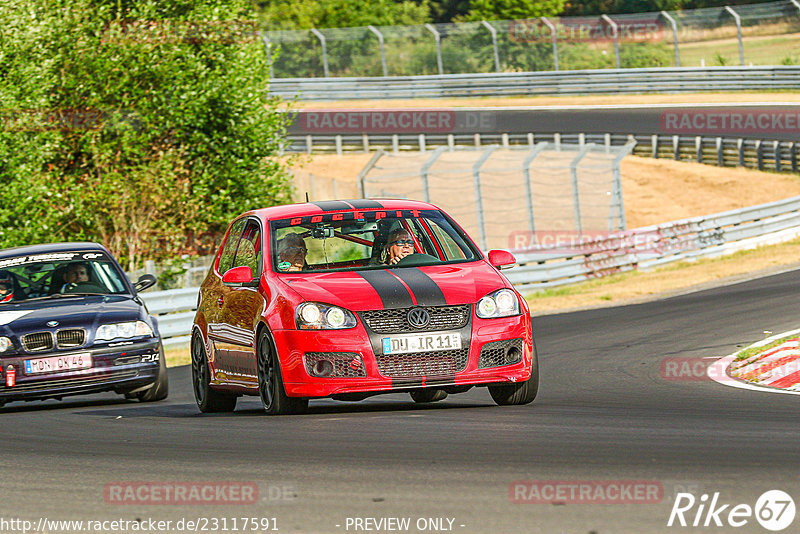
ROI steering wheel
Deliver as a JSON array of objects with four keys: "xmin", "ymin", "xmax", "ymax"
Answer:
[
  {"xmin": 62, "ymin": 281, "xmax": 107, "ymax": 294},
  {"xmin": 396, "ymin": 253, "xmax": 440, "ymax": 267}
]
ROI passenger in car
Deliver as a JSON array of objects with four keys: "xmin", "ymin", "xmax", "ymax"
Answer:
[
  {"xmin": 277, "ymin": 233, "xmax": 308, "ymax": 272},
  {"xmin": 60, "ymin": 262, "xmax": 90, "ymax": 292},
  {"xmin": 0, "ymin": 271, "xmax": 14, "ymax": 303}
]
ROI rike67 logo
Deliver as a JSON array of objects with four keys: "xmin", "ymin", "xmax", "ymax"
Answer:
[{"xmin": 668, "ymin": 490, "xmax": 795, "ymax": 531}]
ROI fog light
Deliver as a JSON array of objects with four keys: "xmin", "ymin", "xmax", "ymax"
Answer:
[
  {"xmin": 313, "ymin": 359, "xmax": 334, "ymax": 377},
  {"xmin": 505, "ymin": 346, "xmax": 521, "ymax": 364}
]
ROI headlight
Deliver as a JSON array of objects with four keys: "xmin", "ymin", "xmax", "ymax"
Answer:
[
  {"xmin": 0, "ymin": 337, "xmax": 11, "ymax": 352},
  {"xmin": 476, "ymin": 288, "xmax": 520, "ymax": 319},
  {"xmin": 96, "ymin": 320, "xmax": 154, "ymax": 341},
  {"xmin": 296, "ymin": 302, "xmax": 357, "ymax": 330}
]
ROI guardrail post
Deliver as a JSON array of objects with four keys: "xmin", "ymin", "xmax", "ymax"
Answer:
[
  {"xmin": 260, "ymin": 33, "xmax": 274, "ymax": 78},
  {"xmin": 481, "ymin": 21, "xmax": 501, "ymax": 73},
  {"xmin": 357, "ymin": 149, "xmax": 385, "ymax": 198},
  {"xmin": 579, "ymin": 133, "xmax": 585, "ymax": 147},
  {"xmin": 425, "ymin": 24, "xmax": 444, "ymax": 75},
  {"xmin": 738, "ymin": 138, "xmax": 745, "ymax": 166},
  {"xmin": 604, "ymin": 133, "xmax": 611, "ymax": 154},
  {"xmin": 554, "ymin": 133, "xmax": 561, "ymax": 151},
  {"xmin": 601, "ymin": 15, "xmax": 621, "ymax": 69},
  {"xmin": 502, "ymin": 133, "xmax": 509, "ymax": 148},
  {"xmin": 368, "ymin": 25, "xmax": 388, "ymax": 77},
  {"xmin": 310, "ymin": 28, "xmax": 330, "ymax": 77},
  {"xmin": 392, "ymin": 134, "xmax": 399, "ymax": 154},
  {"xmin": 473, "ymin": 146, "xmax": 498, "ymax": 250},
  {"xmin": 716, "ymin": 137, "xmax": 723, "ymax": 166},
  {"xmin": 528, "ymin": 133, "xmax": 535, "ymax": 147},
  {"xmin": 723, "ymin": 6, "xmax": 745, "ymax": 66},
  {"xmin": 419, "ymin": 134, "xmax": 427, "ymax": 152},
  {"xmin": 447, "ymin": 134, "xmax": 455, "ymax": 150},
  {"xmin": 362, "ymin": 134, "xmax": 370, "ymax": 152},
  {"xmin": 335, "ymin": 135, "xmax": 342, "ymax": 155},
  {"xmin": 541, "ymin": 17, "xmax": 559, "ymax": 70},
  {"xmin": 774, "ymin": 141, "xmax": 781, "ymax": 172},
  {"xmin": 420, "ymin": 146, "xmax": 447, "ymax": 203},
  {"xmin": 660, "ymin": 11, "xmax": 680, "ymax": 67},
  {"xmin": 755, "ymin": 140, "xmax": 763, "ymax": 170},
  {"xmin": 570, "ymin": 144, "xmax": 593, "ymax": 235},
  {"xmin": 673, "ymin": 135, "xmax": 680, "ymax": 160},
  {"xmin": 695, "ymin": 136, "xmax": 703, "ymax": 164},
  {"xmin": 305, "ymin": 135, "xmax": 313, "ymax": 154},
  {"xmin": 522, "ymin": 142, "xmax": 549, "ymax": 235},
  {"xmin": 651, "ymin": 134, "xmax": 658, "ymax": 158},
  {"xmin": 610, "ymin": 141, "xmax": 635, "ymax": 230},
  {"xmin": 791, "ymin": 142, "xmax": 798, "ymax": 173}
]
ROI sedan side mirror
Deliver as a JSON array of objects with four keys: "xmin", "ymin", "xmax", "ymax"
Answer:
[
  {"xmin": 222, "ymin": 266, "xmax": 258, "ymax": 287},
  {"xmin": 487, "ymin": 250, "xmax": 516, "ymax": 270},
  {"xmin": 134, "ymin": 274, "xmax": 157, "ymax": 292}
]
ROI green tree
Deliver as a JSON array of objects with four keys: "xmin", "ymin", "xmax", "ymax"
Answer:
[
  {"xmin": 0, "ymin": 0, "xmax": 292, "ymax": 268},
  {"xmin": 462, "ymin": 0, "xmax": 566, "ymax": 21}
]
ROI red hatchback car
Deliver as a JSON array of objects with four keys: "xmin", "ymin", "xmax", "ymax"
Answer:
[{"xmin": 191, "ymin": 199, "xmax": 538, "ymax": 414}]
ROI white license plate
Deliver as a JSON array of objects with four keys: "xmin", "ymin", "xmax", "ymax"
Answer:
[
  {"xmin": 24, "ymin": 353, "xmax": 92, "ymax": 375},
  {"xmin": 382, "ymin": 331, "xmax": 461, "ymax": 354}
]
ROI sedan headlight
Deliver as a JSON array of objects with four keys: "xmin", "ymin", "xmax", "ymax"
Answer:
[
  {"xmin": 96, "ymin": 320, "xmax": 154, "ymax": 341},
  {"xmin": 296, "ymin": 302, "xmax": 357, "ymax": 330},
  {"xmin": 476, "ymin": 288, "xmax": 520, "ymax": 319},
  {"xmin": 0, "ymin": 336, "xmax": 11, "ymax": 352}
]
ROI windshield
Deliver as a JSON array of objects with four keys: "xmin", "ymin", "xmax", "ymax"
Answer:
[
  {"xmin": 270, "ymin": 209, "xmax": 479, "ymax": 273},
  {"xmin": 0, "ymin": 250, "xmax": 130, "ymax": 304}
]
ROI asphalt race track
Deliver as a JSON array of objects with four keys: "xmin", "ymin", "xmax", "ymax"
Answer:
[{"xmin": 1, "ymin": 269, "xmax": 799, "ymax": 533}]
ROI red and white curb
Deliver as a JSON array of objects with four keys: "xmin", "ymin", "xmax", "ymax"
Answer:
[{"xmin": 707, "ymin": 328, "xmax": 800, "ymax": 396}]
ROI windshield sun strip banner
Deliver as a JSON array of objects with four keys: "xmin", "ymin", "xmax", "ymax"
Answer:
[
  {"xmin": 0, "ymin": 252, "xmax": 109, "ymax": 270},
  {"xmin": 281, "ymin": 209, "xmax": 431, "ymax": 227}
]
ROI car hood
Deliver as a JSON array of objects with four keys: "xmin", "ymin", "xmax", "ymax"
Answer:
[
  {"xmin": 280, "ymin": 261, "xmax": 507, "ymax": 311},
  {"xmin": 0, "ymin": 295, "xmax": 143, "ymax": 337}
]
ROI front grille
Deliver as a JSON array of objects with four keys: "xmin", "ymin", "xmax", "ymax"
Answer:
[
  {"xmin": 360, "ymin": 305, "xmax": 471, "ymax": 334},
  {"xmin": 375, "ymin": 348, "xmax": 469, "ymax": 378},
  {"xmin": 22, "ymin": 332, "xmax": 54, "ymax": 352},
  {"xmin": 478, "ymin": 338, "xmax": 524, "ymax": 369},
  {"xmin": 0, "ymin": 370, "xmax": 137, "ymax": 393},
  {"xmin": 304, "ymin": 353, "xmax": 367, "ymax": 378},
  {"xmin": 56, "ymin": 329, "xmax": 85, "ymax": 349}
]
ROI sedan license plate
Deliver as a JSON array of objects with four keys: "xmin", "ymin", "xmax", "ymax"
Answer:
[
  {"xmin": 25, "ymin": 353, "xmax": 92, "ymax": 375},
  {"xmin": 382, "ymin": 331, "xmax": 461, "ymax": 354}
]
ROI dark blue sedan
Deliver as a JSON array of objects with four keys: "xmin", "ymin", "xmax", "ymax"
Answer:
[{"xmin": 0, "ymin": 242, "xmax": 167, "ymax": 407}]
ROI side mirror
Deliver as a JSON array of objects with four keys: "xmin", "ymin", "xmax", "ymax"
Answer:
[
  {"xmin": 222, "ymin": 266, "xmax": 258, "ymax": 287},
  {"xmin": 134, "ymin": 274, "xmax": 157, "ymax": 293},
  {"xmin": 488, "ymin": 250, "xmax": 516, "ymax": 270}
]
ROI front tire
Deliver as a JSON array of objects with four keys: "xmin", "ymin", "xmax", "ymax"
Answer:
[
  {"xmin": 191, "ymin": 332, "xmax": 237, "ymax": 413},
  {"xmin": 136, "ymin": 341, "xmax": 169, "ymax": 402},
  {"xmin": 410, "ymin": 389, "xmax": 448, "ymax": 403},
  {"xmin": 488, "ymin": 342, "xmax": 539, "ymax": 406},
  {"xmin": 257, "ymin": 330, "xmax": 307, "ymax": 415}
]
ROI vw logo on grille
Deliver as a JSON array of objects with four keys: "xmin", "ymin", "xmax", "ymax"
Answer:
[
  {"xmin": 407, "ymin": 308, "xmax": 430, "ymax": 329},
  {"xmin": 46, "ymin": 321, "xmax": 59, "ymax": 328}
]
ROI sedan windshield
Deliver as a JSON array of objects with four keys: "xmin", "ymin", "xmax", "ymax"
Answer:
[
  {"xmin": 270, "ymin": 209, "xmax": 479, "ymax": 273},
  {"xmin": 0, "ymin": 251, "xmax": 130, "ymax": 304}
]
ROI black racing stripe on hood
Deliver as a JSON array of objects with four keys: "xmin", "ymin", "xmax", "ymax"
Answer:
[
  {"xmin": 347, "ymin": 199, "xmax": 383, "ymax": 209},
  {"xmin": 357, "ymin": 270, "xmax": 414, "ymax": 309},
  {"xmin": 311, "ymin": 201, "xmax": 352, "ymax": 211},
  {"xmin": 391, "ymin": 268, "xmax": 446, "ymax": 306}
]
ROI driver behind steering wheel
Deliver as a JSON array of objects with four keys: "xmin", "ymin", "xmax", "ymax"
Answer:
[
  {"xmin": 381, "ymin": 229, "xmax": 415, "ymax": 265},
  {"xmin": 60, "ymin": 262, "xmax": 91, "ymax": 292}
]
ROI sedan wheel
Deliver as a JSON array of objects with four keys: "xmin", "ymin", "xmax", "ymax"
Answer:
[
  {"xmin": 488, "ymin": 342, "xmax": 540, "ymax": 406},
  {"xmin": 191, "ymin": 333, "xmax": 237, "ymax": 413},
  {"xmin": 257, "ymin": 330, "xmax": 307, "ymax": 415}
]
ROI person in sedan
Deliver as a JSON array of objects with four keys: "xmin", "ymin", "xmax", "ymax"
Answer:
[
  {"xmin": 381, "ymin": 229, "xmax": 415, "ymax": 265},
  {"xmin": 277, "ymin": 233, "xmax": 308, "ymax": 272},
  {"xmin": 0, "ymin": 272, "xmax": 14, "ymax": 303}
]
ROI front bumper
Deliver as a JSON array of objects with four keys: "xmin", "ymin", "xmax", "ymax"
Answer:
[
  {"xmin": 0, "ymin": 339, "xmax": 162, "ymax": 403},
  {"xmin": 274, "ymin": 314, "xmax": 533, "ymax": 398}
]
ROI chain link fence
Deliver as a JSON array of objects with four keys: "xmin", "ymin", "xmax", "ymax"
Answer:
[
  {"xmin": 264, "ymin": 0, "xmax": 800, "ymax": 78},
  {"xmin": 360, "ymin": 143, "xmax": 634, "ymax": 251}
]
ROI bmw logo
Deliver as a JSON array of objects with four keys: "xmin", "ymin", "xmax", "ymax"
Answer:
[{"xmin": 46, "ymin": 321, "xmax": 59, "ymax": 328}]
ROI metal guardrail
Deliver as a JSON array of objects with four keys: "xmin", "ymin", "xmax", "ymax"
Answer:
[
  {"xmin": 139, "ymin": 288, "xmax": 198, "ymax": 347},
  {"xmin": 506, "ymin": 195, "xmax": 800, "ymax": 289},
  {"xmin": 269, "ymin": 66, "xmax": 800, "ymax": 101},
  {"xmin": 288, "ymin": 132, "xmax": 798, "ymax": 173},
  {"xmin": 141, "ymin": 195, "xmax": 800, "ymax": 335}
]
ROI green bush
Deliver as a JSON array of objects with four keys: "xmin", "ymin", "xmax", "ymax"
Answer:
[{"xmin": 0, "ymin": 0, "xmax": 292, "ymax": 269}]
